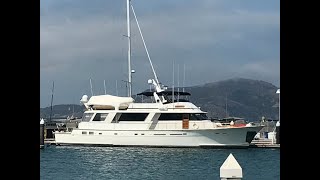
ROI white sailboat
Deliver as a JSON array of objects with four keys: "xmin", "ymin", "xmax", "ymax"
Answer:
[{"xmin": 54, "ymin": 0, "xmax": 263, "ymax": 147}]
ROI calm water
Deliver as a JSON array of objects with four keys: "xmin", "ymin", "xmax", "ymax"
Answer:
[{"xmin": 40, "ymin": 146, "xmax": 280, "ymax": 180}]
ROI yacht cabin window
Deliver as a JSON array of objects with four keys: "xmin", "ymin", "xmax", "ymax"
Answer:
[
  {"xmin": 158, "ymin": 113, "xmax": 208, "ymax": 121},
  {"xmin": 92, "ymin": 113, "xmax": 108, "ymax": 121},
  {"xmin": 82, "ymin": 113, "xmax": 94, "ymax": 122},
  {"xmin": 158, "ymin": 113, "xmax": 184, "ymax": 121},
  {"xmin": 117, "ymin": 113, "xmax": 149, "ymax": 121}
]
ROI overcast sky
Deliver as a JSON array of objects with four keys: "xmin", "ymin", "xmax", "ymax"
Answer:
[{"xmin": 40, "ymin": 0, "xmax": 280, "ymax": 108}]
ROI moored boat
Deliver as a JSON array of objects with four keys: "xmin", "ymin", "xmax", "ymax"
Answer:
[{"xmin": 54, "ymin": 0, "xmax": 263, "ymax": 147}]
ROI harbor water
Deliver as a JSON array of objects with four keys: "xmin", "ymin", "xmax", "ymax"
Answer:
[{"xmin": 40, "ymin": 146, "xmax": 280, "ymax": 180}]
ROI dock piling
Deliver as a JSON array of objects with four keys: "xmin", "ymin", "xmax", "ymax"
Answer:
[
  {"xmin": 40, "ymin": 118, "xmax": 44, "ymax": 149},
  {"xmin": 276, "ymin": 121, "xmax": 280, "ymax": 144}
]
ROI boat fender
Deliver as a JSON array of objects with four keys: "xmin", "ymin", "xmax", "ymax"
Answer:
[{"xmin": 193, "ymin": 123, "xmax": 199, "ymax": 129}]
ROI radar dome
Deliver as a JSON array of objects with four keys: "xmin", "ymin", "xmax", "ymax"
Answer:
[{"xmin": 80, "ymin": 95, "xmax": 89, "ymax": 103}]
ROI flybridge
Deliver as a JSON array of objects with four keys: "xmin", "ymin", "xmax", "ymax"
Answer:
[
  {"xmin": 136, "ymin": 89, "xmax": 191, "ymax": 104},
  {"xmin": 137, "ymin": 91, "xmax": 191, "ymax": 96}
]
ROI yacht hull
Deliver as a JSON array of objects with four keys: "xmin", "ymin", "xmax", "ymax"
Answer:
[{"xmin": 54, "ymin": 126, "xmax": 262, "ymax": 148}]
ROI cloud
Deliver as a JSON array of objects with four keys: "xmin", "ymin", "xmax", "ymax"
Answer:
[{"xmin": 40, "ymin": 0, "xmax": 279, "ymax": 107}]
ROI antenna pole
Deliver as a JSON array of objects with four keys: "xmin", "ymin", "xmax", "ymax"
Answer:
[
  {"xmin": 116, "ymin": 80, "xmax": 118, "ymax": 96},
  {"xmin": 127, "ymin": 0, "xmax": 132, "ymax": 97},
  {"xmin": 104, "ymin": 80, "xmax": 107, "ymax": 95},
  {"xmin": 90, "ymin": 78, "xmax": 93, "ymax": 96}
]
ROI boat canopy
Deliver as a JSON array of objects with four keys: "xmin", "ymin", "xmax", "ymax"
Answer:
[{"xmin": 87, "ymin": 95, "xmax": 134, "ymax": 107}]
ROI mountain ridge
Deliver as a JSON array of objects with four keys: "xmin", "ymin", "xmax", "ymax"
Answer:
[{"xmin": 40, "ymin": 78, "xmax": 279, "ymax": 121}]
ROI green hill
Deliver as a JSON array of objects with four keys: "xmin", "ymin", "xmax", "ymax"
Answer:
[{"xmin": 186, "ymin": 78, "xmax": 279, "ymax": 121}]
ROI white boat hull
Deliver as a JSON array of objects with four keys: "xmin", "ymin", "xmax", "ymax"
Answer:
[{"xmin": 54, "ymin": 126, "xmax": 262, "ymax": 148}]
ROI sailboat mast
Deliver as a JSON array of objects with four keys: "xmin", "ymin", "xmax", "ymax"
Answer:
[
  {"xmin": 177, "ymin": 64, "xmax": 180, "ymax": 102},
  {"xmin": 127, "ymin": 0, "xmax": 132, "ymax": 97},
  {"xmin": 183, "ymin": 64, "xmax": 185, "ymax": 92},
  {"xmin": 49, "ymin": 81, "xmax": 54, "ymax": 122},
  {"xmin": 172, "ymin": 60, "xmax": 175, "ymax": 105}
]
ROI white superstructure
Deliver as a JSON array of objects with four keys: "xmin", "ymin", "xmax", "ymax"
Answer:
[
  {"xmin": 54, "ymin": 0, "xmax": 263, "ymax": 147},
  {"xmin": 55, "ymin": 88, "xmax": 263, "ymax": 147}
]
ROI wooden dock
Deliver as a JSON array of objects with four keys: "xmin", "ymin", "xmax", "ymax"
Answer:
[{"xmin": 250, "ymin": 139, "xmax": 280, "ymax": 148}]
